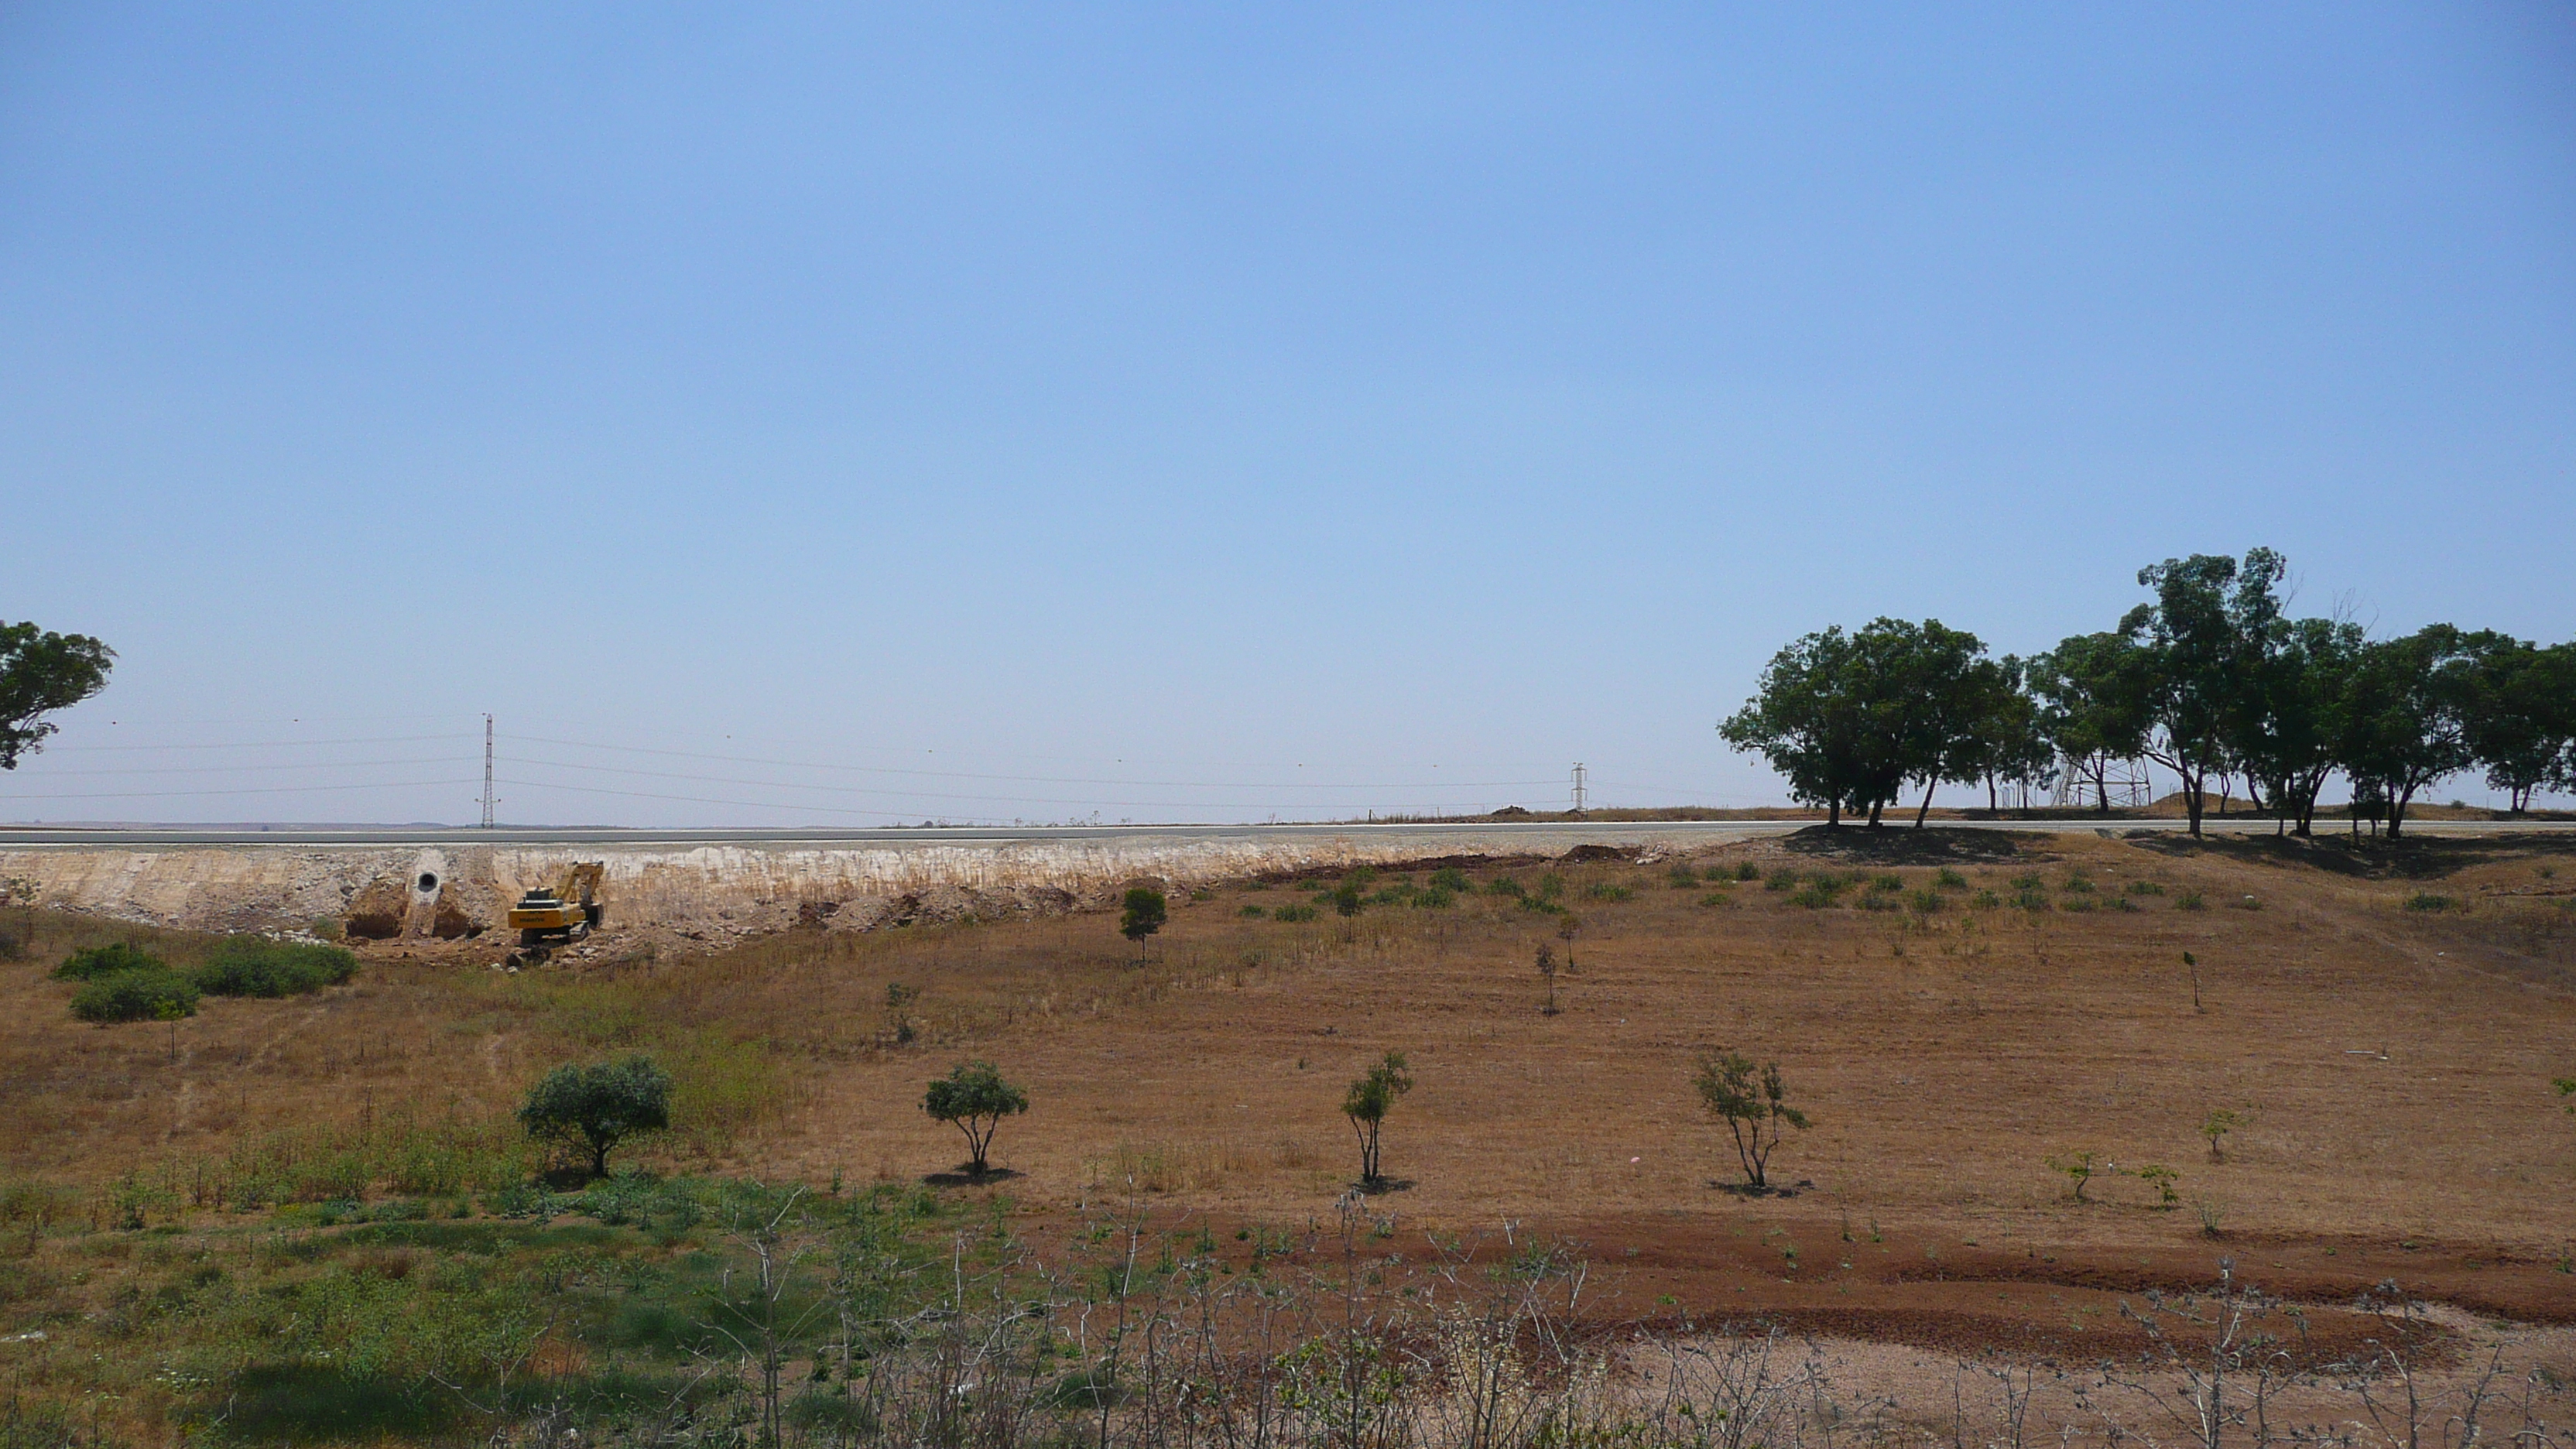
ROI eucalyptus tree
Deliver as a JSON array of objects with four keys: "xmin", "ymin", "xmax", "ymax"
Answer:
[
  {"xmin": 1721, "ymin": 617, "xmax": 1997, "ymax": 828},
  {"xmin": 2334, "ymin": 625, "xmax": 2482, "ymax": 839},
  {"xmin": 2230, "ymin": 614, "xmax": 2364, "ymax": 836},
  {"xmin": 2462, "ymin": 639, "xmax": 2576, "ymax": 814},
  {"xmin": 2028, "ymin": 631, "xmax": 2154, "ymax": 813},
  {"xmin": 1, "ymin": 622, "xmax": 114, "ymax": 769},
  {"xmin": 2121, "ymin": 550, "xmax": 2289, "ymax": 837}
]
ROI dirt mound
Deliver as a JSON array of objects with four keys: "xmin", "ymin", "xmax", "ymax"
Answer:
[{"xmin": 342, "ymin": 879, "xmax": 409, "ymax": 940}]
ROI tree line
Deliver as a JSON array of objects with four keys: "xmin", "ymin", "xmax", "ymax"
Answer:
[{"xmin": 1721, "ymin": 548, "xmax": 2576, "ymax": 838}]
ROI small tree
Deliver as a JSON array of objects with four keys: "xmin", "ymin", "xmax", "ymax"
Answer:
[
  {"xmin": 884, "ymin": 981, "xmax": 920, "ymax": 1043},
  {"xmin": 921, "ymin": 1060, "xmax": 1028, "ymax": 1176},
  {"xmin": 1555, "ymin": 912, "xmax": 1581, "ymax": 971},
  {"xmin": 1119, "ymin": 887, "xmax": 1167, "ymax": 965},
  {"xmin": 1342, "ymin": 1051, "xmax": 1413, "ymax": 1186},
  {"xmin": 2200, "ymin": 1107, "xmax": 2251, "ymax": 1162},
  {"xmin": 1534, "ymin": 944, "xmax": 1559, "ymax": 1016},
  {"xmin": 519, "ymin": 1055, "xmax": 673, "ymax": 1177},
  {"xmin": 2047, "ymin": 1149, "xmax": 2102, "ymax": 1202},
  {"xmin": 2555, "ymin": 1074, "xmax": 2574, "ymax": 1116},
  {"xmin": 1693, "ymin": 1049, "xmax": 1807, "ymax": 1188}
]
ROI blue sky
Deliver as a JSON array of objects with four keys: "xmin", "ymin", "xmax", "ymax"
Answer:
[{"xmin": 5, "ymin": 3, "xmax": 2572, "ymax": 825}]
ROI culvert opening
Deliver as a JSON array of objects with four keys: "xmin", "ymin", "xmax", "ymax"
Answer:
[{"xmin": 416, "ymin": 872, "xmax": 440, "ymax": 893}]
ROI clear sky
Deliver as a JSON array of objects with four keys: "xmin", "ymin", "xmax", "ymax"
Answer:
[{"xmin": 5, "ymin": 4, "xmax": 2572, "ymax": 826}]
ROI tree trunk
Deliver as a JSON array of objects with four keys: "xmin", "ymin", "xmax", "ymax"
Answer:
[
  {"xmin": 1865, "ymin": 798, "xmax": 1883, "ymax": 827},
  {"xmin": 1826, "ymin": 797, "xmax": 1841, "ymax": 827},
  {"xmin": 1986, "ymin": 775, "xmax": 1999, "ymax": 814},
  {"xmin": 1914, "ymin": 779, "xmax": 1936, "ymax": 827}
]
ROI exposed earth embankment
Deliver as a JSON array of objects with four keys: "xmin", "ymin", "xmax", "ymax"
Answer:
[{"xmin": 0, "ymin": 825, "xmax": 1752, "ymax": 947}]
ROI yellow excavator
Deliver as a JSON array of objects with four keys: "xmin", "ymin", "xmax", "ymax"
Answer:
[{"xmin": 506, "ymin": 862, "xmax": 604, "ymax": 955}]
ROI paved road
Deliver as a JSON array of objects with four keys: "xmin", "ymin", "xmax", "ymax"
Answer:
[{"xmin": 1, "ymin": 817, "xmax": 2565, "ymax": 849}]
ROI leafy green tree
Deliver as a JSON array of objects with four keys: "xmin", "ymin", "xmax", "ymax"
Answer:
[
  {"xmin": 1955, "ymin": 656, "xmax": 2056, "ymax": 812},
  {"xmin": 0, "ymin": 622, "xmax": 114, "ymax": 769},
  {"xmin": 2231, "ymin": 615, "xmax": 2364, "ymax": 836},
  {"xmin": 2029, "ymin": 631, "xmax": 2156, "ymax": 812},
  {"xmin": 1692, "ymin": 1049, "xmax": 1808, "ymax": 1188},
  {"xmin": 1341, "ymin": 1051, "xmax": 1413, "ymax": 1185},
  {"xmin": 2461, "ymin": 639, "xmax": 2576, "ymax": 814},
  {"xmin": 519, "ymin": 1055, "xmax": 673, "ymax": 1177},
  {"xmin": 1721, "ymin": 618, "xmax": 1994, "ymax": 827},
  {"xmin": 1902, "ymin": 637, "xmax": 2020, "ymax": 825},
  {"xmin": 2334, "ymin": 625, "xmax": 2482, "ymax": 839},
  {"xmin": 1118, "ymin": 887, "xmax": 1168, "ymax": 964},
  {"xmin": 921, "ymin": 1060, "xmax": 1029, "ymax": 1176},
  {"xmin": 2122, "ymin": 550, "xmax": 2290, "ymax": 837}
]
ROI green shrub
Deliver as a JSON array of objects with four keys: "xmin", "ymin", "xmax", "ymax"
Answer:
[
  {"xmin": 2013, "ymin": 889, "xmax": 2051, "ymax": 912},
  {"xmin": 52, "ymin": 942, "xmax": 166, "ymax": 981},
  {"xmin": 2061, "ymin": 895, "xmax": 2097, "ymax": 913},
  {"xmin": 1583, "ymin": 882, "xmax": 1632, "ymax": 902},
  {"xmin": 1858, "ymin": 889, "xmax": 1899, "ymax": 912},
  {"xmin": 1270, "ymin": 903, "xmax": 1318, "ymax": 923},
  {"xmin": 2125, "ymin": 879, "xmax": 2165, "ymax": 896},
  {"xmin": 2176, "ymin": 890, "xmax": 2207, "ymax": 911},
  {"xmin": 2062, "ymin": 875, "xmax": 2095, "ymax": 894},
  {"xmin": 1871, "ymin": 873, "xmax": 1903, "ymax": 892},
  {"xmin": 1668, "ymin": 865, "xmax": 1701, "ymax": 889},
  {"xmin": 192, "ymin": 937, "xmax": 358, "ymax": 998},
  {"xmin": 1238, "ymin": 905, "xmax": 1266, "ymax": 918},
  {"xmin": 1934, "ymin": 868, "xmax": 1968, "ymax": 890},
  {"xmin": 1763, "ymin": 867, "xmax": 1800, "ymax": 892},
  {"xmin": 2112, "ymin": 896, "xmax": 2140, "ymax": 912},
  {"xmin": 1429, "ymin": 868, "xmax": 1471, "ymax": 892},
  {"xmin": 1788, "ymin": 885, "xmax": 1841, "ymax": 909},
  {"xmin": 70, "ymin": 969, "xmax": 200, "ymax": 1024},
  {"xmin": 2010, "ymin": 873, "xmax": 2043, "ymax": 891},
  {"xmin": 1697, "ymin": 892, "xmax": 1735, "ymax": 909},
  {"xmin": 2403, "ymin": 892, "xmax": 2454, "ymax": 913},
  {"xmin": 1534, "ymin": 872, "xmax": 1565, "ymax": 901},
  {"xmin": 1486, "ymin": 877, "xmax": 1526, "ymax": 899},
  {"xmin": 1906, "ymin": 889, "xmax": 1942, "ymax": 913},
  {"xmin": 1970, "ymin": 889, "xmax": 2001, "ymax": 909},
  {"xmin": 1415, "ymin": 885, "xmax": 1457, "ymax": 909},
  {"xmin": 1732, "ymin": 861, "xmax": 1762, "ymax": 881}
]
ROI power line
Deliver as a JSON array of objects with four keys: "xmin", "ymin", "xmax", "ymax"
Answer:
[
  {"xmin": 39, "ymin": 733, "xmax": 478, "ymax": 754},
  {"xmin": 498, "ymin": 738, "xmax": 1555, "ymax": 793},
  {"xmin": 0, "ymin": 778, "xmax": 482, "ymax": 800}
]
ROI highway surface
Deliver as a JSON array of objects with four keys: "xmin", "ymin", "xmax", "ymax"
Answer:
[{"xmin": 2, "ymin": 817, "xmax": 2567, "ymax": 849}]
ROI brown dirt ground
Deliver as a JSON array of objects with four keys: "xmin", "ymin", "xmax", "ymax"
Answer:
[{"xmin": 5, "ymin": 827, "xmax": 2574, "ymax": 1360}]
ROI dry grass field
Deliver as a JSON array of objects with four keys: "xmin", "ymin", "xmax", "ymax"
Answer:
[{"xmin": 4, "ymin": 824, "xmax": 2574, "ymax": 1437}]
